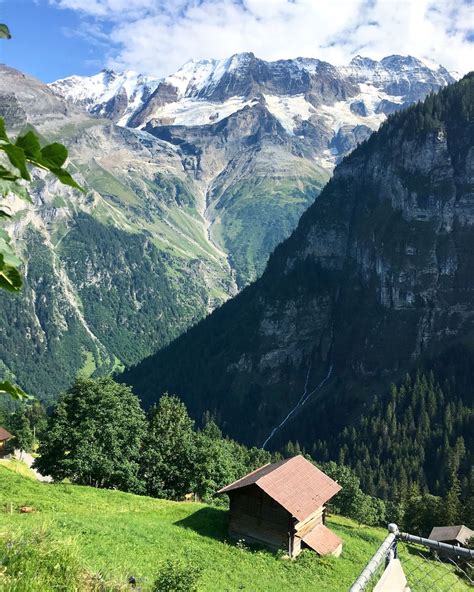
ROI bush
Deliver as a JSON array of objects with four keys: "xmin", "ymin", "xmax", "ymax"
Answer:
[{"xmin": 153, "ymin": 559, "xmax": 202, "ymax": 592}]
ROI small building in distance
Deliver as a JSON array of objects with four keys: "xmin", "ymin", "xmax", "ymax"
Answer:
[
  {"xmin": 429, "ymin": 525, "xmax": 474, "ymax": 547},
  {"xmin": 0, "ymin": 426, "xmax": 13, "ymax": 457},
  {"xmin": 217, "ymin": 455, "xmax": 343, "ymax": 557}
]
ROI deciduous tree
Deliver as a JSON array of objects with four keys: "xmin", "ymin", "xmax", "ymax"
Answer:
[{"xmin": 35, "ymin": 378, "xmax": 145, "ymax": 491}]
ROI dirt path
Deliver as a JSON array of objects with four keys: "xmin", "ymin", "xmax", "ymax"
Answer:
[{"xmin": 13, "ymin": 450, "xmax": 52, "ymax": 482}]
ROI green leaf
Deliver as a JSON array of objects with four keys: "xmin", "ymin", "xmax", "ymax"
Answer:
[
  {"xmin": 0, "ymin": 381, "xmax": 32, "ymax": 401},
  {"xmin": 50, "ymin": 167, "xmax": 84, "ymax": 191},
  {"xmin": 0, "ymin": 118, "xmax": 10, "ymax": 142},
  {"xmin": 16, "ymin": 131, "xmax": 42, "ymax": 161},
  {"xmin": 0, "ymin": 226, "xmax": 23, "ymax": 291},
  {"xmin": 0, "ymin": 229, "xmax": 22, "ymax": 267},
  {"xmin": 0, "ymin": 165, "xmax": 19, "ymax": 181},
  {"xmin": 41, "ymin": 143, "xmax": 68, "ymax": 169},
  {"xmin": 1, "ymin": 143, "xmax": 30, "ymax": 180},
  {"xmin": 0, "ymin": 256, "xmax": 22, "ymax": 292},
  {"xmin": 0, "ymin": 24, "xmax": 11, "ymax": 40}
]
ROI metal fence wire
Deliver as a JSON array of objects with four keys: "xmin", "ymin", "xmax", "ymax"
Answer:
[{"xmin": 350, "ymin": 524, "xmax": 474, "ymax": 592}]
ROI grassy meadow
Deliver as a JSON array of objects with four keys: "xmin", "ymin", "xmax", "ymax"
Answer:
[{"xmin": 0, "ymin": 464, "xmax": 469, "ymax": 591}]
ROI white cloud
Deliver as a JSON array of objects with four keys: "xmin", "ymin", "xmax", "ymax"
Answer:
[{"xmin": 50, "ymin": 0, "xmax": 474, "ymax": 76}]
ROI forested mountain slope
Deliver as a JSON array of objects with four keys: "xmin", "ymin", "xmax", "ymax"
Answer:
[
  {"xmin": 123, "ymin": 74, "xmax": 474, "ymax": 493},
  {"xmin": 0, "ymin": 65, "xmax": 234, "ymax": 399}
]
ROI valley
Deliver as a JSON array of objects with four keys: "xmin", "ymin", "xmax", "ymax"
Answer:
[{"xmin": 0, "ymin": 53, "xmax": 454, "ymax": 399}]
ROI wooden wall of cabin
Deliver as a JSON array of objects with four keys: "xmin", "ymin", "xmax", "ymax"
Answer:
[{"xmin": 228, "ymin": 486, "xmax": 291, "ymax": 551}]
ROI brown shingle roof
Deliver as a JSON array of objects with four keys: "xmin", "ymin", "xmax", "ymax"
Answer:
[
  {"xmin": 0, "ymin": 427, "xmax": 13, "ymax": 441},
  {"xmin": 302, "ymin": 524, "xmax": 343, "ymax": 555},
  {"xmin": 218, "ymin": 455, "xmax": 341, "ymax": 522},
  {"xmin": 429, "ymin": 525, "xmax": 474, "ymax": 545}
]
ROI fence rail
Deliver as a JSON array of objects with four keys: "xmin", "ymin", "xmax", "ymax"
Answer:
[{"xmin": 349, "ymin": 523, "xmax": 474, "ymax": 592}]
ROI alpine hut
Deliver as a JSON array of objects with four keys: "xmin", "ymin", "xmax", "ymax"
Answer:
[
  {"xmin": 0, "ymin": 426, "xmax": 13, "ymax": 457},
  {"xmin": 428, "ymin": 525, "xmax": 474, "ymax": 547},
  {"xmin": 217, "ymin": 455, "xmax": 343, "ymax": 557}
]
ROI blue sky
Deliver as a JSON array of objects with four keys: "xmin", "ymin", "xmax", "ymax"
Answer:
[
  {"xmin": 0, "ymin": 0, "xmax": 111, "ymax": 81},
  {"xmin": 1, "ymin": 1, "xmax": 472, "ymax": 83}
]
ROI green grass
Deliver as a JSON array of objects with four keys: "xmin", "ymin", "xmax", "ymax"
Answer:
[
  {"xmin": 78, "ymin": 350, "xmax": 97, "ymax": 378},
  {"xmin": 0, "ymin": 468, "xmax": 469, "ymax": 591},
  {"xmin": 82, "ymin": 163, "xmax": 141, "ymax": 207},
  {"xmin": 0, "ymin": 459, "xmax": 37, "ymax": 480}
]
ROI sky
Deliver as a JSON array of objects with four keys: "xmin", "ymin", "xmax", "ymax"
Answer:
[{"xmin": 1, "ymin": 0, "xmax": 472, "ymax": 83}]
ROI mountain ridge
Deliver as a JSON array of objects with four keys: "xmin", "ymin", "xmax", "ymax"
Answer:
[{"xmin": 50, "ymin": 53, "xmax": 454, "ymax": 173}]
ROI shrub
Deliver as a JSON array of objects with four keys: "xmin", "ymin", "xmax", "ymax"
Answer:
[{"xmin": 153, "ymin": 559, "xmax": 202, "ymax": 592}]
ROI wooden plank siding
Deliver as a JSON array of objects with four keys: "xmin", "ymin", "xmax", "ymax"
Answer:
[
  {"xmin": 228, "ymin": 485, "xmax": 291, "ymax": 551},
  {"xmin": 294, "ymin": 506, "xmax": 325, "ymax": 538}
]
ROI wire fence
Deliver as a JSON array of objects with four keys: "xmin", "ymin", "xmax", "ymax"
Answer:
[
  {"xmin": 350, "ymin": 524, "xmax": 474, "ymax": 592},
  {"xmin": 398, "ymin": 533, "xmax": 473, "ymax": 591}
]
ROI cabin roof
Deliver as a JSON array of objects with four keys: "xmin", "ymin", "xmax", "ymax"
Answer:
[
  {"xmin": 429, "ymin": 525, "xmax": 474, "ymax": 545},
  {"xmin": 218, "ymin": 455, "xmax": 341, "ymax": 522},
  {"xmin": 0, "ymin": 426, "xmax": 13, "ymax": 442},
  {"xmin": 302, "ymin": 524, "xmax": 343, "ymax": 555}
]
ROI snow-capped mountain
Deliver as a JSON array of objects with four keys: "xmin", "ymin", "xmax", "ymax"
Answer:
[
  {"xmin": 50, "ymin": 53, "xmax": 454, "ymax": 169},
  {"xmin": 49, "ymin": 69, "xmax": 160, "ymax": 125}
]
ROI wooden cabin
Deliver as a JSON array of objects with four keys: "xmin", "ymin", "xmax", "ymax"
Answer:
[
  {"xmin": 429, "ymin": 525, "xmax": 474, "ymax": 547},
  {"xmin": 0, "ymin": 426, "xmax": 13, "ymax": 457},
  {"xmin": 218, "ymin": 455, "xmax": 343, "ymax": 557}
]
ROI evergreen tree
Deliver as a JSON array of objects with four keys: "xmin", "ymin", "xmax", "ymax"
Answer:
[
  {"xmin": 140, "ymin": 395, "xmax": 197, "ymax": 500},
  {"xmin": 26, "ymin": 400, "xmax": 48, "ymax": 445},
  {"xmin": 445, "ymin": 471, "xmax": 462, "ymax": 525}
]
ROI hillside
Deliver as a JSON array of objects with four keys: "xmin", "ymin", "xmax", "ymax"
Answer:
[
  {"xmin": 51, "ymin": 54, "xmax": 454, "ymax": 285},
  {"xmin": 122, "ymin": 75, "xmax": 474, "ymax": 494},
  {"xmin": 0, "ymin": 466, "xmax": 468, "ymax": 591}
]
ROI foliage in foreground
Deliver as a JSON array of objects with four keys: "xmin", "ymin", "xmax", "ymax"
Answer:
[
  {"xmin": 0, "ymin": 23, "xmax": 82, "ymax": 402},
  {"xmin": 0, "ymin": 526, "xmax": 98, "ymax": 591},
  {"xmin": 36, "ymin": 381, "xmax": 272, "ymax": 503},
  {"xmin": 153, "ymin": 559, "xmax": 202, "ymax": 592}
]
